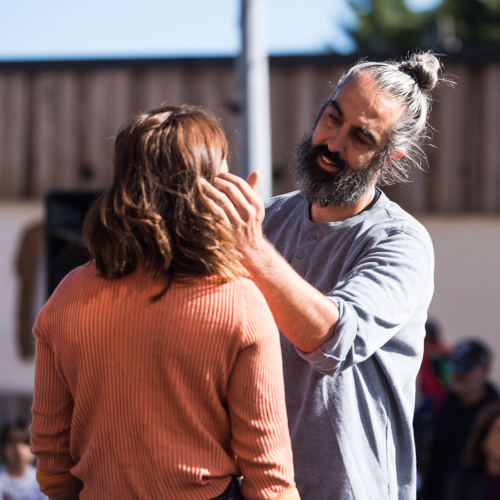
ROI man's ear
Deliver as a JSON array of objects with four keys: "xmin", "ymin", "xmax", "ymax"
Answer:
[{"xmin": 386, "ymin": 151, "xmax": 405, "ymax": 163}]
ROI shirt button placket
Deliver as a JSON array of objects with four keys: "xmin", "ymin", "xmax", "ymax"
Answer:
[{"xmin": 292, "ymin": 232, "xmax": 319, "ymax": 274}]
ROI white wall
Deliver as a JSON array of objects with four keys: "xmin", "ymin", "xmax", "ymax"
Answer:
[
  {"xmin": 0, "ymin": 205, "xmax": 499, "ymax": 396},
  {"xmin": 422, "ymin": 216, "xmax": 500, "ymax": 385}
]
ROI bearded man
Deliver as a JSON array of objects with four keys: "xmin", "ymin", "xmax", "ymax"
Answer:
[{"xmin": 202, "ymin": 51, "xmax": 442, "ymax": 500}]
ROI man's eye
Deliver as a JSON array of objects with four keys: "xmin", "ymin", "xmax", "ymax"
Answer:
[
  {"xmin": 328, "ymin": 113, "xmax": 340, "ymax": 124},
  {"xmin": 354, "ymin": 134, "xmax": 368, "ymax": 145}
]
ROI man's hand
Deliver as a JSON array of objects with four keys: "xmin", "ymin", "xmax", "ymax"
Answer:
[
  {"xmin": 201, "ymin": 170, "xmax": 339, "ymax": 352},
  {"xmin": 200, "ymin": 171, "xmax": 267, "ymax": 269}
]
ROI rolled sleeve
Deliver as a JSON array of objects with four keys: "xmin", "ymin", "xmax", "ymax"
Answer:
[
  {"xmin": 296, "ymin": 297, "xmax": 357, "ymax": 376},
  {"xmin": 297, "ymin": 229, "xmax": 433, "ymax": 376}
]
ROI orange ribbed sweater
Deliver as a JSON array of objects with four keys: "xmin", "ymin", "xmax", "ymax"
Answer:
[{"xmin": 31, "ymin": 263, "xmax": 299, "ymax": 500}]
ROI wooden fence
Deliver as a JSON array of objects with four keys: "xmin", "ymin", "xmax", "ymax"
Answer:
[{"xmin": 1, "ymin": 54, "xmax": 500, "ymax": 213}]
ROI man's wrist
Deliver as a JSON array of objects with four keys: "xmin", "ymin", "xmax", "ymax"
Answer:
[{"xmin": 240, "ymin": 236, "xmax": 277, "ymax": 277}]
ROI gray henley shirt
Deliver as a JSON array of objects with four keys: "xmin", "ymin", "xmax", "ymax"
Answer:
[{"xmin": 263, "ymin": 190, "xmax": 434, "ymax": 500}]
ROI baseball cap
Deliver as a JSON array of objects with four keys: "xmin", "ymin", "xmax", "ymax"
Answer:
[{"xmin": 451, "ymin": 340, "xmax": 491, "ymax": 373}]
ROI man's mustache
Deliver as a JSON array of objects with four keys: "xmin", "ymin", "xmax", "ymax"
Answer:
[{"xmin": 311, "ymin": 145, "xmax": 347, "ymax": 170}]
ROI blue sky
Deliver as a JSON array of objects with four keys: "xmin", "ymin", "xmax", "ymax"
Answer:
[{"xmin": 1, "ymin": 0, "xmax": 441, "ymax": 61}]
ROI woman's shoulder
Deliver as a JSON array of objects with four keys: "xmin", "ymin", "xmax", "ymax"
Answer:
[
  {"xmin": 196, "ymin": 274, "xmax": 262, "ymax": 297},
  {"xmin": 231, "ymin": 276, "xmax": 268, "ymax": 305},
  {"xmin": 49, "ymin": 261, "xmax": 99, "ymax": 294}
]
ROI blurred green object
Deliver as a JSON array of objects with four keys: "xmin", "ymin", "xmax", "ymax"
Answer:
[{"xmin": 345, "ymin": 0, "xmax": 500, "ymax": 54}]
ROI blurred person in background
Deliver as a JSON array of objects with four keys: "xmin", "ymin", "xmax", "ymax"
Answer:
[
  {"xmin": 30, "ymin": 104, "xmax": 300, "ymax": 500},
  {"xmin": 445, "ymin": 402, "xmax": 500, "ymax": 500},
  {"xmin": 416, "ymin": 320, "xmax": 451, "ymax": 413},
  {"xmin": 414, "ymin": 320, "xmax": 451, "ymax": 492},
  {"xmin": 421, "ymin": 339, "xmax": 499, "ymax": 500},
  {"xmin": 0, "ymin": 419, "xmax": 46, "ymax": 499}
]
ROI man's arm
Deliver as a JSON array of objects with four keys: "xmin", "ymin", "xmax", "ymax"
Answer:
[{"xmin": 201, "ymin": 172, "xmax": 338, "ymax": 353}]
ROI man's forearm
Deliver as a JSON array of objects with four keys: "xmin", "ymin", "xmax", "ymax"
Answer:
[{"xmin": 244, "ymin": 237, "xmax": 339, "ymax": 353}]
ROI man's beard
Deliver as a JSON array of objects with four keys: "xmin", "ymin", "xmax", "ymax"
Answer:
[{"xmin": 294, "ymin": 132, "xmax": 383, "ymax": 208}]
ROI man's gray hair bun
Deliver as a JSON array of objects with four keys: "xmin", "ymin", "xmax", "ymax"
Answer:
[{"xmin": 398, "ymin": 52, "xmax": 441, "ymax": 92}]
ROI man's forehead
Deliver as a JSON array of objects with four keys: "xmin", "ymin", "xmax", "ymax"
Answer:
[{"xmin": 328, "ymin": 74, "xmax": 403, "ymax": 142}]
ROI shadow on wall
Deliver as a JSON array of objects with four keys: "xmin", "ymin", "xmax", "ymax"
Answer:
[{"xmin": 16, "ymin": 222, "xmax": 44, "ymax": 360}]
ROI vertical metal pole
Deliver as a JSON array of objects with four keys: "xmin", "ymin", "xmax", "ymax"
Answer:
[{"xmin": 240, "ymin": 0, "xmax": 272, "ymax": 201}]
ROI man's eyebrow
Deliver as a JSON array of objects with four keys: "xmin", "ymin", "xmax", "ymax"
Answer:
[
  {"xmin": 328, "ymin": 99, "xmax": 379, "ymax": 147},
  {"xmin": 328, "ymin": 99, "xmax": 344, "ymax": 118}
]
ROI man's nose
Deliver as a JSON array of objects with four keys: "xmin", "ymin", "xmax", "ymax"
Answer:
[{"xmin": 326, "ymin": 129, "xmax": 347, "ymax": 153}]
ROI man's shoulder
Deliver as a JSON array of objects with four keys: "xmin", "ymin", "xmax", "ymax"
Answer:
[
  {"xmin": 375, "ymin": 191, "xmax": 421, "ymax": 224},
  {"xmin": 264, "ymin": 191, "xmax": 306, "ymax": 226},
  {"xmin": 371, "ymin": 191, "xmax": 433, "ymax": 247},
  {"xmin": 265, "ymin": 190, "xmax": 304, "ymax": 211}
]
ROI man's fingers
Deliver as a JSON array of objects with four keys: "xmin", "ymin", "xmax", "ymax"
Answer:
[
  {"xmin": 213, "ymin": 176, "xmax": 252, "ymax": 216},
  {"xmin": 218, "ymin": 171, "xmax": 262, "ymax": 207},
  {"xmin": 201, "ymin": 172, "xmax": 265, "ymax": 229},
  {"xmin": 199, "ymin": 179, "xmax": 236, "ymax": 226}
]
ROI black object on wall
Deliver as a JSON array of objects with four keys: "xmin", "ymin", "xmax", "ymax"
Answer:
[{"xmin": 45, "ymin": 190, "xmax": 102, "ymax": 297}]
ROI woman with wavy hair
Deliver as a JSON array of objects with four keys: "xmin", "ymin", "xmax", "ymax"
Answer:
[
  {"xmin": 30, "ymin": 105, "xmax": 299, "ymax": 500},
  {"xmin": 445, "ymin": 401, "xmax": 500, "ymax": 500}
]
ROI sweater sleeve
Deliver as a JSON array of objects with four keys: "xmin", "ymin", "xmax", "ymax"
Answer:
[
  {"xmin": 31, "ymin": 321, "xmax": 81, "ymax": 497},
  {"xmin": 227, "ymin": 281, "xmax": 299, "ymax": 500}
]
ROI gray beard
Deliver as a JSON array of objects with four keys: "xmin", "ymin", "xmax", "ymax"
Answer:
[{"xmin": 293, "ymin": 132, "xmax": 383, "ymax": 208}]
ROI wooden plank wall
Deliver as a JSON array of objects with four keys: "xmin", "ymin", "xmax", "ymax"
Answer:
[{"xmin": 1, "ymin": 57, "xmax": 499, "ymax": 214}]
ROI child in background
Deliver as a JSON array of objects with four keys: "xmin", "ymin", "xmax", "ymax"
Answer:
[{"xmin": 0, "ymin": 420, "xmax": 46, "ymax": 499}]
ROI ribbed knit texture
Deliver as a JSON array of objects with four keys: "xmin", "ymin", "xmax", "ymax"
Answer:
[{"xmin": 31, "ymin": 262, "xmax": 297, "ymax": 500}]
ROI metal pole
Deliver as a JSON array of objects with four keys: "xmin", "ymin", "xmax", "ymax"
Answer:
[{"xmin": 240, "ymin": 0, "xmax": 272, "ymax": 201}]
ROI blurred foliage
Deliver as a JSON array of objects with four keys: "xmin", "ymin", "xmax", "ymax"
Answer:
[{"xmin": 346, "ymin": 0, "xmax": 500, "ymax": 53}]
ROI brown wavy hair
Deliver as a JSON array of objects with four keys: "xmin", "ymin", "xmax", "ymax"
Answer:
[
  {"xmin": 83, "ymin": 104, "xmax": 242, "ymax": 295},
  {"xmin": 462, "ymin": 401, "xmax": 500, "ymax": 471}
]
